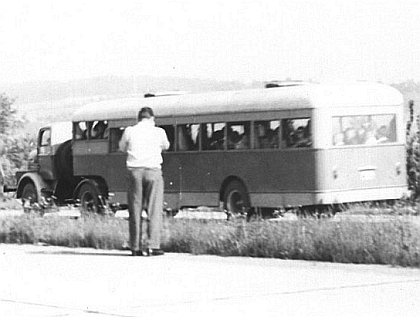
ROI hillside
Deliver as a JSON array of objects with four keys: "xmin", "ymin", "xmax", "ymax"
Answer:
[{"xmin": 2, "ymin": 76, "xmax": 420, "ymax": 136}]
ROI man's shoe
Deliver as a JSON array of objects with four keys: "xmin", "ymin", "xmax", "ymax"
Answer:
[
  {"xmin": 148, "ymin": 249, "xmax": 164, "ymax": 256},
  {"xmin": 131, "ymin": 250, "xmax": 148, "ymax": 256}
]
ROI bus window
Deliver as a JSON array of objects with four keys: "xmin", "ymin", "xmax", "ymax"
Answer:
[
  {"xmin": 332, "ymin": 114, "xmax": 396, "ymax": 146},
  {"xmin": 91, "ymin": 121, "xmax": 108, "ymax": 139},
  {"xmin": 227, "ymin": 122, "xmax": 250, "ymax": 150},
  {"xmin": 202, "ymin": 122, "xmax": 226, "ymax": 150},
  {"xmin": 39, "ymin": 128, "xmax": 51, "ymax": 155},
  {"xmin": 254, "ymin": 120, "xmax": 280, "ymax": 149},
  {"xmin": 160, "ymin": 125, "xmax": 175, "ymax": 151},
  {"xmin": 74, "ymin": 122, "xmax": 88, "ymax": 140},
  {"xmin": 177, "ymin": 124, "xmax": 199, "ymax": 151},
  {"xmin": 282, "ymin": 118, "xmax": 312, "ymax": 148},
  {"xmin": 109, "ymin": 127, "xmax": 125, "ymax": 152}
]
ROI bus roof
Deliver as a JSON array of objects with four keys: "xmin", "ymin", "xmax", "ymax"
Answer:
[{"xmin": 71, "ymin": 82, "xmax": 403, "ymax": 122}]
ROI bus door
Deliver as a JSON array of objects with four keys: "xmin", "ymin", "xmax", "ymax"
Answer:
[{"xmin": 37, "ymin": 127, "xmax": 55, "ymax": 180}]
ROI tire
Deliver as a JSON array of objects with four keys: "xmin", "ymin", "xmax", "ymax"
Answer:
[
  {"xmin": 54, "ymin": 140, "xmax": 73, "ymax": 181},
  {"xmin": 21, "ymin": 182, "xmax": 38, "ymax": 203},
  {"xmin": 78, "ymin": 183, "xmax": 101, "ymax": 214},
  {"xmin": 223, "ymin": 180, "xmax": 250, "ymax": 215}
]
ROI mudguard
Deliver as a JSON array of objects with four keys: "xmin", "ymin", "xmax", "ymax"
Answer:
[{"xmin": 17, "ymin": 172, "xmax": 51, "ymax": 200}]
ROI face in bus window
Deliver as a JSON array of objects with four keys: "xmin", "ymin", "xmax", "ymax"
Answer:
[
  {"xmin": 75, "ymin": 122, "xmax": 88, "ymax": 140},
  {"xmin": 177, "ymin": 124, "xmax": 199, "ymax": 151},
  {"xmin": 227, "ymin": 122, "xmax": 250, "ymax": 150},
  {"xmin": 91, "ymin": 121, "xmax": 108, "ymax": 139},
  {"xmin": 204, "ymin": 123, "xmax": 225, "ymax": 150},
  {"xmin": 292, "ymin": 127, "xmax": 311, "ymax": 148},
  {"xmin": 377, "ymin": 125, "xmax": 389, "ymax": 143},
  {"xmin": 344, "ymin": 128, "xmax": 357, "ymax": 145},
  {"xmin": 364, "ymin": 129, "xmax": 378, "ymax": 145}
]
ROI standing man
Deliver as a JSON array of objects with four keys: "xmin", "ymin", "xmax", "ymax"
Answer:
[{"xmin": 119, "ymin": 107, "xmax": 170, "ymax": 256}]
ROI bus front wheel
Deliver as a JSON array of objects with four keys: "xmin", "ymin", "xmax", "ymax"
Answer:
[
  {"xmin": 223, "ymin": 180, "xmax": 250, "ymax": 215},
  {"xmin": 21, "ymin": 182, "xmax": 38, "ymax": 204},
  {"xmin": 78, "ymin": 183, "xmax": 101, "ymax": 214}
]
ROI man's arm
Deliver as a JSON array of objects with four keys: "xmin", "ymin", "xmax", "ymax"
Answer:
[
  {"xmin": 160, "ymin": 129, "xmax": 170, "ymax": 151},
  {"xmin": 119, "ymin": 128, "xmax": 130, "ymax": 153}
]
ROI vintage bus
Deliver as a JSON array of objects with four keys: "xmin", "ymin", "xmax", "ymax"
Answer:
[{"xmin": 66, "ymin": 82, "xmax": 406, "ymax": 215}]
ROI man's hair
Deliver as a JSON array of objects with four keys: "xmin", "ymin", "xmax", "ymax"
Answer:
[{"xmin": 138, "ymin": 107, "xmax": 154, "ymax": 121}]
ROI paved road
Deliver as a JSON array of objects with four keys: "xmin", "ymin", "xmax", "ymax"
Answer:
[{"xmin": 0, "ymin": 244, "xmax": 419, "ymax": 317}]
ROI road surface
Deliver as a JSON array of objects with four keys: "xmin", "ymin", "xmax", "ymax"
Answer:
[{"xmin": 0, "ymin": 244, "xmax": 419, "ymax": 317}]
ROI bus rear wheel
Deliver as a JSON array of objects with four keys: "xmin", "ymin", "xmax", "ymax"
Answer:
[
  {"xmin": 78, "ymin": 183, "xmax": 101, "ymax": 214},
  {"xmin": 223, "ymin": 180, "xmax": 250, "ymax": 216}
]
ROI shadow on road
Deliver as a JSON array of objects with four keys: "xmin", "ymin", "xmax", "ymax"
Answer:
[{"xmin": 28, "ymin": 249, "xmax": 131, "ymax": 257}]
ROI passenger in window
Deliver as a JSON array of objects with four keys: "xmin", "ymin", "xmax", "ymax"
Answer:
[
  {"xmin": 236, "ymin": 133, "xmax": 249, "ymax": 149},
  {"xmin": 364, "ymin": 128, "xmax": 378, "ymax": 145},
  {"xmin": 210, "ymin": 128, "xmax": 225, "ymax": 150},
  {"xmin": 256, "ymin": 124, "xmax": 276, "ymax": 149},
  {"xmin": 344, "ymin": 127, "xmax": 357, "ymax": 145},
  {"xmin": 75, "ymin": 123, "xmax": 87, "ymax": 140},
  {"xmin": 227, "ymin": 128, "xmax": 242, "ymax": 149},
  {"xmin": 293, "ymin": 126, "xmax": 311, "ymax": 148},
  {"xmin": 285, "ymin": 120, "xmax": 296, "ymax": 147},
  {"xmin": 269, "ymin": 128, "xmax": 279, "ymax": 148},
  {"xmin": 177, "ymin": 126, "xmax": 191, "ymax": 151},
  {"xmin": 356, "ymin": 127, "xmax": 367, "ymax": 144},
  {"xmin": 376, "ymin": 125, "xmax": 389, "ymax": 143},
  {"xmin": 92, "ymin": 121, "xmax": 108, "ymax": 139}
]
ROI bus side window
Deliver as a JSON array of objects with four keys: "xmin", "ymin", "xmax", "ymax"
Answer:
[
  {"xmin": 74, "ymin": 122, "xmax": 88, "ymax": 140},
  {"xmin": 39, "ymin": 128, "xmax": 51, "ymax": 155},
  {"xmin": 227, "ymin": 122, "xmax": 250, "ymax": 150},
  {"xmin": 177, "ymin": 124, "xmax": 199, "ymax": 151},
  {"xmin": 283, "ymin": 118, "xmax": 312, "ymax": 148},
  {"xmin": 254, "ymin": 120, "xmax": 280, "ymax": 149},
  {"xmin": 91, "ymin": 121, "xmax": 108, "ymax": 139},
  {"xmin": 202, "ymin": 123, "xmax": 226, "ymax": 150},
  {"xmin": 160, "ymin": 125, "xmax": 175, "ymax": 151},
  {"xmin": 109, "ymin": 127, "xmax": 125, "ymax": 152}
]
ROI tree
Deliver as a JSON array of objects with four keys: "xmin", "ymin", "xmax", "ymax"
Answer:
[
  {"xmin": 0, "ymin": 138, "xmax": 5, "ymax": 194},
  {"xmin": 0, "ymin": 94, "xmax": 36, "ymax": 195},
  {"xmin": 406, "ymin": 100, "xmax": 420, "ymax": 199}
]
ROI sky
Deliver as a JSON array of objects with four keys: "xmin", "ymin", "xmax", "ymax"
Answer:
[{"xmin": 1, "ymin": 0, "xmax": 419, "ymax": 85}]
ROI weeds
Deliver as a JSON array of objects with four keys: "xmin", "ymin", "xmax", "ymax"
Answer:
[{"xmin": 1, "ymin": 213, "xmax": 419, "ymax": 267}]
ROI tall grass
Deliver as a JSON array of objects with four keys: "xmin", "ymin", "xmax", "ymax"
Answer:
[
  {"xmin": 0, "ymin": 214, "xmax": 128, "ymax": 249},
  {"xmin": 165, "ymin": 218, "xmax": 420, "ymax": 267},
  {"xmin": 1, "ymin": 214, "xmax": 420, "ymax": 267}
]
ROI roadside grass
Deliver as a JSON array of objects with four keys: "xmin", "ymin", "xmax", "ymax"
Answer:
[
  {"xmin": 1, "ymin": 212, "xmax": 420, "ymax": 267},
  {"xmin": 0, "ymin": 214, "xmax": 128, "ymax": 250}
]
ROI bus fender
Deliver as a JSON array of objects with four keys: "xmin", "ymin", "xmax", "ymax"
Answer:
[
  {"xmin": 219, "ymin": 176, "xmax": 249, "ymax": 202},
  {"xmin": 16, "ymin": 172, "xmax": 50, "ymax": 199},
  {"xmin": 74, "ymin": 179, "xmax": 98, "ymax": 198}
]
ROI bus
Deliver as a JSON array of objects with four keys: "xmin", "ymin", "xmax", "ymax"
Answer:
[{"xmin": 67, "ymin": 82, "xmax": 407, "ymax": 216}]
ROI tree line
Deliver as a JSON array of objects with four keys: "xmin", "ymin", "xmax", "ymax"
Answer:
[{"xmin": 0, "ymin": 94, "xmax": 35, "ymax": 194}]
